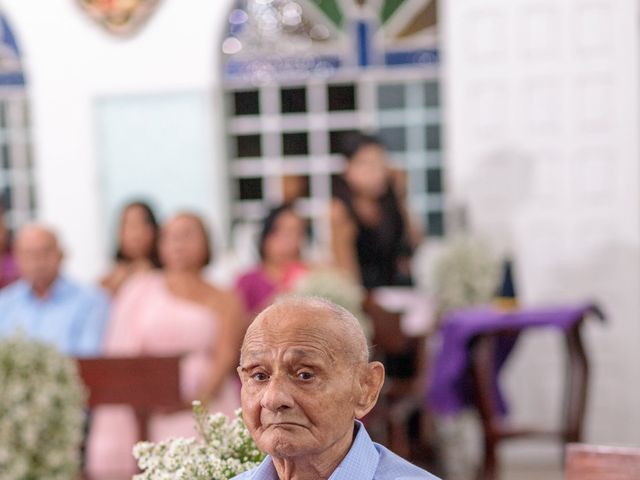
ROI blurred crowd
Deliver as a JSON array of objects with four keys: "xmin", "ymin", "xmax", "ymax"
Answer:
[{"xmin": 0, "ymin": 132, "xmax": 429, "ymax": 477}]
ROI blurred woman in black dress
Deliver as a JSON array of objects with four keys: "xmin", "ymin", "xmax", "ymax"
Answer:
[{"xmin": 330, "ymin": 132, "xmax": 420, "ymax": 289}]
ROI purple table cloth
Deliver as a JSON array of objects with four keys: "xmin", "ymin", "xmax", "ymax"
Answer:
[{"xmin": 427, "ymin": 302, "xmax": 604, "ymax": 416}]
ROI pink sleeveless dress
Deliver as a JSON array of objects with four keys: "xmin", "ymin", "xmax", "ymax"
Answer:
[{"xmin": 86, "ymin": 272, "xmax": 240, "ymax": 478}]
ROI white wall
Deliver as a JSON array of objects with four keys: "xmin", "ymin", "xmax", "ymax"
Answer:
[
  {"xmin": 1, "ymin": 0, "xmax": 234, "ymax": 281},
  {"xmin": 443, "ymin": 0, "xmax": 640, "ymax": 460}
]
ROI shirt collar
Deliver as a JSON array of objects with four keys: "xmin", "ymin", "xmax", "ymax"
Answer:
[
  {"xmin": 328, "ymin": 421, "xmax": 379, "ymax": 480},
  {"xmin": 21, "ymin": 276, "xmax": 69, "ymax": 302},
  {"xmin": 249, "ymin": 421, "xmax": 379, "ymax": 480}
]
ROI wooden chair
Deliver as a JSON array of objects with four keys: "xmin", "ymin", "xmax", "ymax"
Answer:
[
  {"xmin": 566, "ymin": 444, "xmax": 640, "ymax": 479},
  {"xmin": 363, "ymin": 294, "xmax": 434, "ymax": 464},
  {"xmin": 76, "ymin": 356, "xmax": 182, "ymax": 442},
  {"xmin": 469, "ymin": 319, "xmax": 593, "ymax": 480}
]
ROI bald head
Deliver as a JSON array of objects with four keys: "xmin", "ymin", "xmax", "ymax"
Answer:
[
  {"xmin": 15, "ymin": 224, "xmax": 63, "ymax": 297},
  {"xmin": 244, "ymin": 295, "xmax": 370, "ymax": 365},
  {"xmin": 16, "ymin": 224, "xmax": 59, "ymax": 250}
]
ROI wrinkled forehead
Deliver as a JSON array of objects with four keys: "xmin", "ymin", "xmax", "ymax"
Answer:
[{"xmin": 242, "ymin": 304, "xmax": 346, "ymax": 364}]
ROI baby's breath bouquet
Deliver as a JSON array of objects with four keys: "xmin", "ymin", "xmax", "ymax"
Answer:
[
  {"xmin": 425, "ymin": 236, "xmax": 501, "ymax": 313},
  {"xmin": 0, "ymin": 335, "xmax": 86, "ymax": 480},
  {"xmin": 133, "ymin": 402, "xmax": 264, "ymax": 480}
]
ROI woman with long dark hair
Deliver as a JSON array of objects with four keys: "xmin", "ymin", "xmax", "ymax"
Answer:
[
  {"xmin": 235, "ymin": 203, "xmax": 308, "ymax": 315},
  {"xmin": 330, "ymin": 132, "xmax": 419, "ymax": 289},
  {"xmin": 100, "ymin": 201, "xmax": 161, "ymax": 295}
]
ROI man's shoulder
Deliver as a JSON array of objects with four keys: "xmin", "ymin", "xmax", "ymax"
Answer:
[
  {"xmin": 60, "ymin": 277, "xmax": 108, "ymax": 304},
  {"xmin": 374, "ymin": 443, "xmax": 441, "ymax": 480},
  {"xmin": 0, "ymin": 280, "xmax": 28, "ymax": 303}
]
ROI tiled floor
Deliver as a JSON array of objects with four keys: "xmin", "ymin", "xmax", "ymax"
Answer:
[{"xmin": 501, "ymin": 463, "xmax": 564, "ymax": 480}]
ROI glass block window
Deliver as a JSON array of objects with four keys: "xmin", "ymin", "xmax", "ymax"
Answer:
[
  {"xmin": 234, "ymin": 133, "xmax": 262, "ymax": 158},
  {"xmin": 281, "ymin": 87, "xmax": 307, "ymax": 114},
  {"xmin": 233, "ymin": 90, "xmax": 260, "ymax": 116},
  {"xmin": 226, "ymin": 73, "xmax": 445, "ymax": 241},
  {"xmin": 0, "ymin": 14, "xmax": 35, "ymax": 232},
  {"xmin": 327, "ymin": 84, "xmax": 357, "ymax": 111},
  {"xmin": 375, "ymin": 80, "xmax": 444, "ymax": 237},
  {"xmin": 282, "ymin": 132, "xmax": 309, "ymax": 156},
  {"xmin": 222, "ymin": 1, "xmax": 445, "ymax": 241}
]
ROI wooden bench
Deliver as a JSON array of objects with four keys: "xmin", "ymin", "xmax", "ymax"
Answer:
[
  {"xmin": 76, "ymin": 356, "xmax": 182, "ymax": 479},
  {"xmin": 76, "ymin": 356, "xmax": 182, "ymax": 442}
]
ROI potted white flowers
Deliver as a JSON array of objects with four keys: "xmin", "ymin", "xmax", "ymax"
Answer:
[
  {"xmin": 133, "ymin": 402, "xmax": 264, "ymax": 480},
  {"xmin": 0, "ymin": 335, "xmax": 86, "ymax": 479},
  {"xmin": 417, "ymin": 236, "xmax": 501, "ymax": 313}
]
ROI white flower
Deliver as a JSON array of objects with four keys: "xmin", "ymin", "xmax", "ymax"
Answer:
[
  {"xmin": 0, "ymin": 334, "xmax": 86, "ymax": 479},
  {"xmin": 418, "ymin": 235, "xmax": 501, "ymax": 312},
  {"xmin": 133, "ymin": 406, "xmax": 265, "ymax": 480}
]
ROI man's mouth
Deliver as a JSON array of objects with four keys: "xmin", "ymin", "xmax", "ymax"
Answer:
[{"xmin": 265, "ymin": 422, "xmax": 305, "ymax": 429}]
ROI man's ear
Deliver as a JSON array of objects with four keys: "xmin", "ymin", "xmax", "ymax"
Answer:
[{"xmin": 354, "ymin": 361, "xmax": 385, "ymax": 419}]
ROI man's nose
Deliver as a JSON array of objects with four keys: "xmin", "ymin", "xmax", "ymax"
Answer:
[{"xmin": 260, "ymin": 374, "xmax": 295, "ymax": 412}]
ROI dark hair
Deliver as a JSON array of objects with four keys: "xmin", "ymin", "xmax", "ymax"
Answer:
[
  {"xmin": 115, "ymin": 201, "xmax": 161, "ymax": 267},
  {"xmin": 333, "ymin": 130, "xmax": 394, "ymax": 204},
  {"xmin": 339, "ymin": 132, "xmax": 385, "ymax": 161},
  {"xmin": 258, "ymin": 203, "xmax": 300, "ymax": 260},
  {"xmin": 332, "ymin": 131, "xmax": 409, "ymax": 259}
]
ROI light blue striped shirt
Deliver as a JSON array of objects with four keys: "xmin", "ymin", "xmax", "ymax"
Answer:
[
  {"xmin": 0, "ymin": 277, "xmax": 109, "ymax": 356},
  {"xmin": 233, "ymin": 421, "xmax": 440, "ymax": 480}
]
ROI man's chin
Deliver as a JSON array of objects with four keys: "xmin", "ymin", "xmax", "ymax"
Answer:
[{"xmin": 257, "ymin": 430, "xmax": 312, "ymax": 458}]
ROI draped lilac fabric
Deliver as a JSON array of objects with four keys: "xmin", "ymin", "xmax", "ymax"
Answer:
[{"xmin": 427, "ymin": 303, "xmax": 604, "ymax": 416}]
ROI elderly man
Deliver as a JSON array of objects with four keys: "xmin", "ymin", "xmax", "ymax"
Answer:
[
  {"xmin": 0, "ymin": 224, "xmax": 109, "ymax": 356},
  {"xmin": 234, "ymin": 296, "xmax": 439, "ymax": 480}
]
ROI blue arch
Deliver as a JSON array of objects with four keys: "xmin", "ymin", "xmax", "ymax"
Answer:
[{"xmin": 0, "ymin": 14, "xmax": 25, "ymax": 86}]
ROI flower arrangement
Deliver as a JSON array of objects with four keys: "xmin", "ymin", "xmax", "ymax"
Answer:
[
  {"xmin": 133, "ymin": 402, "xmax": 265, "ymax": 480},
  {"xmin": 0, "ymin": 335, "xmax": 86, "ymax": 480},
  {"xmin": 292, "ymin": 267, "xmax": 373, "ymax": 340},
  {"xmin": 418, "ymin": 236, "xmax": 501, "ymax": 313}
]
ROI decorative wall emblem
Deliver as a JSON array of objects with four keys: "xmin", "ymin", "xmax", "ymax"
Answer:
[{"xmin": 76, "ymin": 0, "xmax": 161, "ymax": 36}]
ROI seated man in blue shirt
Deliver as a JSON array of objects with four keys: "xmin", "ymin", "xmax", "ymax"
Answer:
[
  {"xmin": 0, "ymin": 224, "xmax": 109, "ymax": 356},
  {"xmin": 234, "ymin": 296, "xmax": 440, "ymax": 480}
]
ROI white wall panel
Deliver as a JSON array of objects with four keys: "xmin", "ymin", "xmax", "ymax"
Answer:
[{"xmin": 443, "ymin": 0, "xmax": 640, "ymax": 460}]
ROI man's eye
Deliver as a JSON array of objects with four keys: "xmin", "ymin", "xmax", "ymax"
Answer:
[
  {"xmin": 251, "ymin": 372, "xmax": 269, "ymax": 382},
  {"xmin": 297, "ymin": 371, "xmax": 314, "ymax": 381}
]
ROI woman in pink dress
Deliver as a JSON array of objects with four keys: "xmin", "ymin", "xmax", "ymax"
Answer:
[
  {"xmin": 235, "ymin": 204, "xmax": 309, "ymax": 316},
  {"xmin": 87, "ymin": 213, "xmax": 246, "ymax": 478}
]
